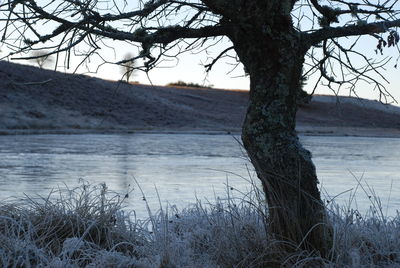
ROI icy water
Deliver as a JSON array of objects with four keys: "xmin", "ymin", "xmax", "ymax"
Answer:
[{"xmin": 0, "ymin": 134, "xmax": 399, "ymax": 218}]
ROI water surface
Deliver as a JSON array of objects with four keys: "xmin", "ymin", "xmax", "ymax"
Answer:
[{"xmin": 0, "ymin": 134, "xmax": 399, "ymax": 218}]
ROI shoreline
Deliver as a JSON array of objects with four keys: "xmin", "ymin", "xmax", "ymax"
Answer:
[{"xmin": 1, "ymin": 126, "xmax": 400, "ymax": 138}]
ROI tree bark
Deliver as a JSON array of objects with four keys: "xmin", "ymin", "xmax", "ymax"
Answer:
[{"xmin": 228, "ymin": 22, "xmax": 331, "ymax": 256}]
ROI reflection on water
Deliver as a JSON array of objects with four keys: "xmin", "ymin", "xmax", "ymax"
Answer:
[{"xmin": 0, "ymin": 134, "xmax": 399, "ymax": 218}]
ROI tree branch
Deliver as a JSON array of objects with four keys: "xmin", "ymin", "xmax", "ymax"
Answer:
[
  {"xmin": 309, "ymin": 0, "xmax": 340, "ymax": 24},
  {"xmin": 204, "ymin": 46, "xmax": 234, "ymax": 72},
  {"xmin": 305, "ymin": 19, "xmax": 400, "ymax": 47},
  {"xmin": 88, "ymin": 25, "xmax": 229, "ymax": 45}
]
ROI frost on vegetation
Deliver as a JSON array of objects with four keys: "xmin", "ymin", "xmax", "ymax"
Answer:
[{"xmin": 0, "ymin": 181, "xmax": 399, "ymax": 267}]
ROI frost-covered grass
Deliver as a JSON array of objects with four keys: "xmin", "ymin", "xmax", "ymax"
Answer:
[{"xmin": 0, "ymin": 181, "xmax": 399, "ymax": 267}]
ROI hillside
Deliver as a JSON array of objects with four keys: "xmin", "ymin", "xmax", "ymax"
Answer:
[{"xmin": 1, "ymin": 60, "xmax": 400, "ymax": 137}]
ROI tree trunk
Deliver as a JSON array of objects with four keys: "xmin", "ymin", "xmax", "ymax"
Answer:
[{"xmin": 229, "ymin": 24, "xmax": 331, "ymax": 256}]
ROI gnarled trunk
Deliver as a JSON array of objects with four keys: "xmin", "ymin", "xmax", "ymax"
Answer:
[{"xmin": 229, "ymin": 23, "xmax": 331, "ymax": 256}]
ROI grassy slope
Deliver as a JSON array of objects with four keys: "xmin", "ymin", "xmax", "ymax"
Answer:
[
  {"xmin": 1, "ymin": 60, "xmax": 400, "ymax": 135},
  {"xmin": 0, "ymin": 61, "xmax": 246, "ymax": 133}
]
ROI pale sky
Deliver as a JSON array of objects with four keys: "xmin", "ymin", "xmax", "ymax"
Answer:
[{"xmin": 67, "ymin": 36, "xmax": 400, "ymax": 106}]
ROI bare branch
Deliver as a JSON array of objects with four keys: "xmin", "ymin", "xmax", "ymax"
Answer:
[
  {"xmin": 305, "ymin": 19, "xmax": 400, "ymax": 47},
  {"xmin": 204, "ymin": 46, "xmax": 234, "ymax": 72}
]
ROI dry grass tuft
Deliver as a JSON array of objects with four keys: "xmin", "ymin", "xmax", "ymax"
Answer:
[{"xmin": 0, "ymin": 179, "xmax": 399, "ymax": 267}]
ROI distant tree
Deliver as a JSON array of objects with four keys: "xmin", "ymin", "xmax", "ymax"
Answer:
[
  {"xmin": 29, "ymin": 50, "xmax": 53, "ymax": 69},
  {"xmin": 120, "ymin": 53, "xmax": 136, "ymax": 83},
  {"xmin": 2, "ymin": 0, "xmax": 400, "ymax": 258}
]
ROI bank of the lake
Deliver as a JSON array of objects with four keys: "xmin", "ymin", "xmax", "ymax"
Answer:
[{"xmin": 1, "ymin": 178, "xmax": 399, "ymax": 267}]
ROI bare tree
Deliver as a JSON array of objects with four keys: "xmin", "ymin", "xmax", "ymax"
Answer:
[
  {"xmin": 29, "ymin": 50, "xmax": 53, "ymax": 69},
  {"xmin": 120, "ymin": 53, "xmax": 136, "ymax": 83},
  {"xmin": 1, "ymin": 0, "xmax": 400, "ymax": 257}
]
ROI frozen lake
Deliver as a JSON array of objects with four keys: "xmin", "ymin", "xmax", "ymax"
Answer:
[{"xmin": 0, "ymin": 134, "xmax": 399, "ymax": 218}]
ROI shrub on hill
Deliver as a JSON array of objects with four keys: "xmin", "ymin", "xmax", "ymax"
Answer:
[{"xmin": 167, "ymin": 80, "xmax": 213, "ymax": 88}]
